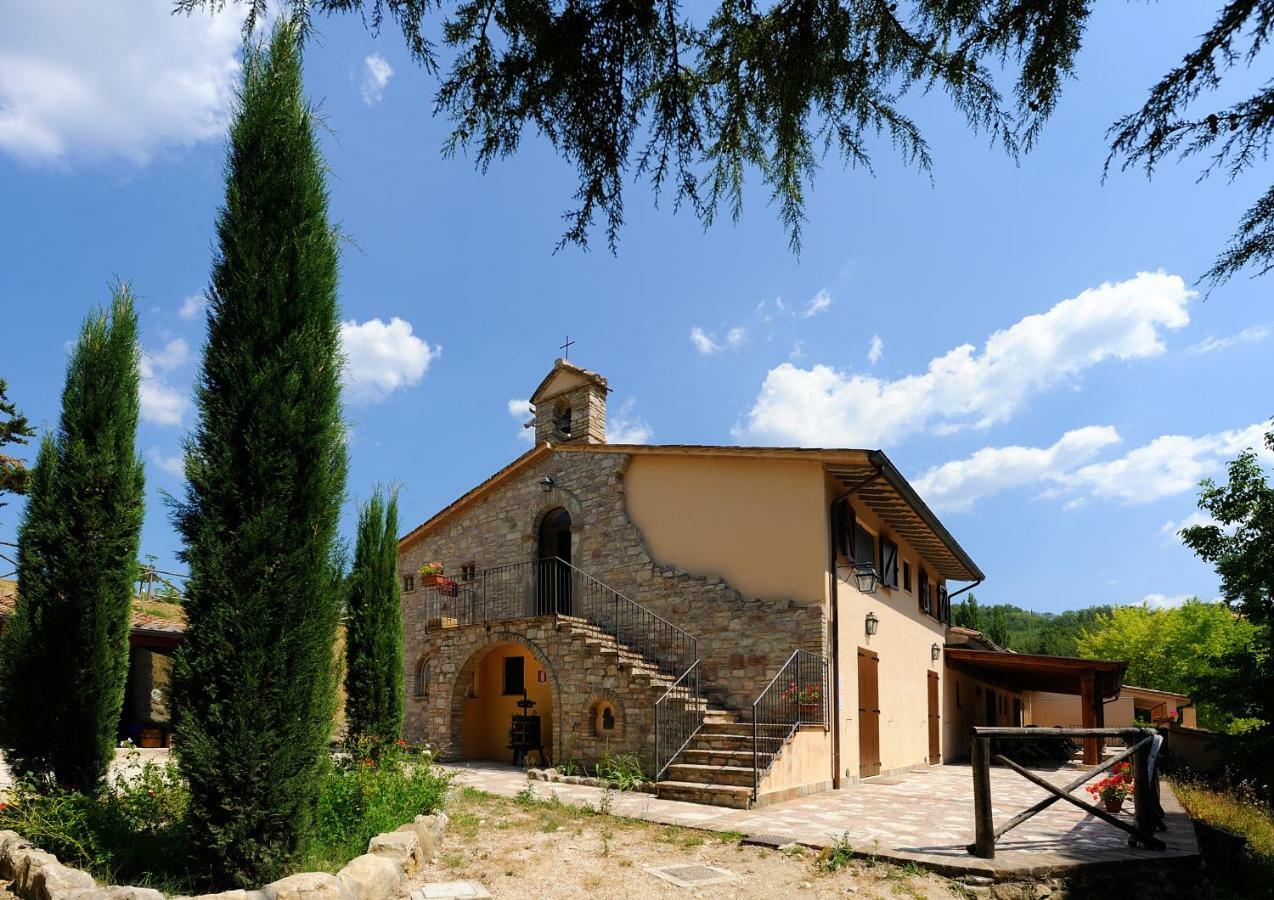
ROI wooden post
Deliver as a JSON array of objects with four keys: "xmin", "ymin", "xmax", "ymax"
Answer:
[
  {"xmin": 1131, "ymin": 732, "xmax": 1154, "ymax": 847},
  {"xmin": 1080, "ymin": 671, "xmax": 1098, "ymax": 765},
  {"xmin": 971, "ymin": 734, "xmax": 995, "ymax": 858}
]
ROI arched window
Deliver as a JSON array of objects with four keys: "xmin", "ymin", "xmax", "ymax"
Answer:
[
  {"xmin": 554, "ymin": 402, "xmax": 572, "ymax": 439},
  {"xmin": 414, "ymin": 657, "xmax": 431, "ymax": 698}
]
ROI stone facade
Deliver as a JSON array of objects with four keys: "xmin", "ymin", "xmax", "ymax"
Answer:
[
  {"xmin": 404, "ymin": 617, "xmax": 657, "ymax": 769},
  {"xmin": 399, "ymin": 447, "xmax": 827, "ymax": 766}
]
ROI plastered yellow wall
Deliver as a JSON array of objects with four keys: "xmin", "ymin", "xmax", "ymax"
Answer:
[
  {"xmin": 830, "ymin": 482, "xmax": 948, "ymax": 779},
  {"xmin": 461, "ymin": 643, "xmax": 554, "ymax": 761},
  {"xmin": 624, "ymin": 455, "xmax": 828, "ymax": 604},
  {"xmin": 759, "ymin": 725, "xmax": 834, "ymax": 796},
  {"xmin": 943, "ymin": 672, "xmax": 1024, "ymax": 760}
]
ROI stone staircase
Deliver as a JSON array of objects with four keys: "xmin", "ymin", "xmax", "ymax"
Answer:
[{"xmin": 553, "ymin": 615, "xmax": 804, "ymax": 811}]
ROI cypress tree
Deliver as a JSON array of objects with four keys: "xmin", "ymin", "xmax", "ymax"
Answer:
[
  {"xmin": 170, "ymin": 21, "xmax": 347, "ymax": 886},
  {"xmin": 344, "ymin": 488, "xmax": 404, "ymax": 749},
  {"xmin": 0, "ymin": 289, "xmax": 144, "ymax": 791}
]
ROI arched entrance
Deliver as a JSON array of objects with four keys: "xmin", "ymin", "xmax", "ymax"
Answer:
[
  {"xmin": 536, "ymin": 507, "xmax": 572, "ymax": 615},
  {"xmin": 456, "ymin": 639, "xmax": 556, "ymax": 766}
]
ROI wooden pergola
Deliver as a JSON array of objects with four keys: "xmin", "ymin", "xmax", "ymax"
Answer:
[{"xmin": 944, "ymin": 648, "xmax": 1127, "ymax": 764}]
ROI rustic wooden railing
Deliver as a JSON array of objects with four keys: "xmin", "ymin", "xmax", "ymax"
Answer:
[{"xmin": 968, "ymin": 726, "xmax": 1167, "ymax": 859}]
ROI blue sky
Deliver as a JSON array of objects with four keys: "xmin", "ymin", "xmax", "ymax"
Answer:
[{"xmin": 1, "ymin": 1, "xmax": 1269, "ymax": 613}]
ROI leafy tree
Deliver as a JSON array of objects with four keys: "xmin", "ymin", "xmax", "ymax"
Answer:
[
  {"xmin": 1179, "ymin": 424, "xmax": 1274, "ymax": 746},
  {"xmin": 344, "ymin": 487, "xmax": 404, "ymax": 749},
  {"xmin": 953, "ymin": 593, "xmax": 984, "ymax": 632},
  {"xmin": 1076, "ymin": 600, "xmax": 1260, "ymax": 733},
  {"xmin": 182, "ymin": 1, "xmax": 1273, "ymax": 280},
  {"xmin": 987, "ymin": 604, "xmax": 1010, "ymax": 649},
  {"xmin": 0, "ymin": 378, "xmax": 36, "ymax": 511},
  {"xmin": 170, "ymin": 21, "xmax": 348, "ymax": 886},
  {"xmin": 0, "ymin": 289, "xmax": 145, "ymax": 791}
]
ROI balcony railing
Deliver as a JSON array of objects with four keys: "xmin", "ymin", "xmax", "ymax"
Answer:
[
  {"xmin": 751, "ymin": 649, "xmax": 830, "ymax": 801},
  {"xmin": 420, "ymin": 557, "xmax": 697, "ymax": 681}
]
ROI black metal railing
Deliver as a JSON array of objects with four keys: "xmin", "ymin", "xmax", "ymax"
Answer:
[
  {"xmin": 420, "ymin": 557, "xmax": 698, "ymax": 681},
  {"xmin": 751, "ymin": 649, "xmax": 830, "ymax": 800},
  {"xmin": 654, "ymin": 661, "xmax": 702, "ymax": 780}
]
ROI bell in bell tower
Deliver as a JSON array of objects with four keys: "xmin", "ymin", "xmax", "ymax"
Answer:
[{"xmin": 527, "ymin": 359, "xmax": 609, "ymax": 445}]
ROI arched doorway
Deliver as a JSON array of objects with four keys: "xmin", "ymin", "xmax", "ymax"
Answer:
[
  {"xmin": 457, "ymin": 640, "xmax": 555, "ymax": 766},
  {"xmin": 536, "ymin": 507, "xmax": 572, "ymax": 615}
]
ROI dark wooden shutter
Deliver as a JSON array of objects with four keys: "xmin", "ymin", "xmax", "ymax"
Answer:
[
  {"xmin": 832, "ymin": 497, "xmax": 853, "ymax": 559},
  {"xmin": 918, "ymin": 567, "xmax": 929, "ymax": 614},
  {"xmin": 857, "ymin": 648, "xmax": 881, "ymax": 777},
  {"xmin": 937, "ymin": 585, "xmax": 949, "ymax": 622},
  {"xmin": 880, "ymin": 538, "xmax": 898, "ymax": 589}
]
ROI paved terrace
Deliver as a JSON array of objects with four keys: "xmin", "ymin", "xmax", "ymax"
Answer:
[{"xmin": 443, "ymin": 760, "xmax": 1200, "ymax": 879}]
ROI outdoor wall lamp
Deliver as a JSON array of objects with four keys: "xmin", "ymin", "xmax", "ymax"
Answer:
[
  {"xmin": 931, "ymin": 643, "xmax": 941, "ymax": 662},
  {"xmin": 853, "ymin": 562, "xmax": 880, "ymax": 595},
  {"xmin": 865, "ymin": 611, "xmax": 879, "ymax": 636},
  {"xmin": 539, "ymin": 476, "xmax": 556, "ymax": 493}
]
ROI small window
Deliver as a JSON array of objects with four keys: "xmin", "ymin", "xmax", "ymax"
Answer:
[
  {"xmin": 460, "ymin": 562, "xmax": 477, "ymax": 583},
  {"xmin": 402, "ymin": 573, "xmax": 415, "ymax": 592},
  {"xmin": 414, "ymin": 658, "xmax": 431, "ymax": 698},
  {"xmin": 502, "ymin": 656, "xmax": 525, "ymax": 696},
  {"xmin": 918, "ymin": 568, "xmax": 930, "ymax": 615},
  {"xmin": 879, "ymin": 538, "xmax": 899, "ymax": 589},
  {"xmin": 853, "ymin": 520, "xmax": 876, "ymax": 570},
  {"xmin": 902, "ymin": 561, "xmax": 912, "ymax": 593}
]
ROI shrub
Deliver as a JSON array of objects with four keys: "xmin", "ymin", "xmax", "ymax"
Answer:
[
  {"xmin": 306, "ymin": 740, "xmax": 453, "ymax": 870},
  {"xmin": 595, "ymin": 752, "xmax": 643, "ymax": 791}
]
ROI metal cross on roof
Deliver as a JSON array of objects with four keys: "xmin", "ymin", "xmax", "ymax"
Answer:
[{"xmin": 560, "ymin": 335, "xmax": 575, "ymax": 358}]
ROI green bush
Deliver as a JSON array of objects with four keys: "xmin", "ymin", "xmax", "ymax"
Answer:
[
  {"xmin": 595, "ymin": 752, "xmax": 643, "ymax": 791},
  {"xmin": 0, "ymin": 743, "xmax": 453, "ymax": 892},
  {"xmin": 305, "ymin": 740, "xmax": 453, "ymax": 871}
]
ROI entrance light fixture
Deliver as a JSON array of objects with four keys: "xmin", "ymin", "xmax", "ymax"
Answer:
[{"xmin": 865, "ymin": 611, "xmax": 879, "ymax": 636}]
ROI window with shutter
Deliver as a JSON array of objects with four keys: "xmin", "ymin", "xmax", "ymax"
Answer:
[
  {"xmin": 918, "ymin": 568, "xmax": 930, "ymax": 614},
  {"xmin": 937, "ymin": 585, "xmax": 949, "ymax": 622},
  {"xmin": 880, "ymin": 538, "xmax": 899, "ymax": 589},
  {"xmin": 832, "ymin": 497, "xmax": 853, "ymax": 560},
  {"xmin": 853, "ymin": 518, "xmax": 876, "ymax": 570},
  {"xmin": 902, "ymin": 560, "xmax": 912, "ymax": 593}
]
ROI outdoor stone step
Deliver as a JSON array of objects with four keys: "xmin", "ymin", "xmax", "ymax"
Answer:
[
  {"xmin": 664, "ymin": 763, "xmax": 757, "ymax": 787},
  {"xmin": 654, "ymin": 780, "xmax": 753, "ymax": 809},
  {"xmin": 679, "ymin": 748, "xmax": 772, "ymax": 768}
]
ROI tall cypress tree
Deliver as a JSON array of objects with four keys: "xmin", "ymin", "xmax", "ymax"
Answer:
[
  {"xmin": 170, "ymin": 21, "xmax": 347, "ymax": 886},
  {"xmin": 0, "ymin": 289, "xmax": 144, "ymax": 791},
  {"xmin": 344, "ymin": 488, "xmax": 404, "ymax": 749}
]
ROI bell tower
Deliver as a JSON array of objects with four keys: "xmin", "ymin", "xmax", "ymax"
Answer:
[{"xmin": 528, "ymin": 359, "xmax": 609, "ymax": 444}]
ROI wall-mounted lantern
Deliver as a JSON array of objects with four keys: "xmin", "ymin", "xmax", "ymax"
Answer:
[
  {"xmin": 853, "ymin": 562, "xmax": 880, "ymax": 595},
  {"xmin": 931, "ymin": 643, "xmax": 941, "ymax": 662},
  {"xmin": 865, "ymin": 611, "xmax": 879, "ymax": 636},
  {"xmin": 539, "ymin": 476, "xmax": 556, "ymax": 493}
]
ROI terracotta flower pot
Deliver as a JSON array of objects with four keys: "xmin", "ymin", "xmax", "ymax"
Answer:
[
  {"xmin": 1103, "ymin": 796, "xmax": 1125, "ymax": 814},
  {"xmin": 420, "ymin": 572, "xmax": 446, "ymax": 587}
]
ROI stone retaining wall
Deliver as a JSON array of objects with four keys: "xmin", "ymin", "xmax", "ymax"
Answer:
[{"xmin": 0, "ymin": 814, "xmax": 448, "ymax": 900}]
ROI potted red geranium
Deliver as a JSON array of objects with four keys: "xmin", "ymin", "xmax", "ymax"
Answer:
[
  {"xmin": 1086, "ymin": 762, "xmax": 1134, "ymax": 813},
  {"xmin": 418, "ymin": 562, "xmax": 447, "ymax": 588}
]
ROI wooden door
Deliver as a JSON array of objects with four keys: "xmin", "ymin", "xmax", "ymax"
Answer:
[
  {"xmin": 857, "ymin": 648, "xmax": 881, "ymax": 778},
  {"xmin": 927, "ymin": 671, "xmax": 940, "ymax": 765}
]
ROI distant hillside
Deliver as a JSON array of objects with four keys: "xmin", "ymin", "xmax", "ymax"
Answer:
[{"xmin": 951, "ymin": 595, "xmax": 1113, "ymax": 657}]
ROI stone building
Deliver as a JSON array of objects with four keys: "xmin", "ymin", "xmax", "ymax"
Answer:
[{"xmin": 398, "ymin": 359, "xmax": 1000, "ymax": 807}]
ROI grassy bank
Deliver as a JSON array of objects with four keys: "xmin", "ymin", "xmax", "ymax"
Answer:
[{"xmin": 1171, "ymin": 777, "xmax": 1274, "ymax": 897}]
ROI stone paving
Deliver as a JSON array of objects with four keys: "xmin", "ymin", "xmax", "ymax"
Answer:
[{"xmin": 441, "ymin": 760, "xmax": 1200, "ymax": 878}]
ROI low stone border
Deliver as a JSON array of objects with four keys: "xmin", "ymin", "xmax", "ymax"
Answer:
[
  {"xmin": 0, "ymin": 813, "xmax": 449, "ymax": 900},
  {"xmin": 525, "ymin": 767, "xmax": 656, "ymax": 794}
]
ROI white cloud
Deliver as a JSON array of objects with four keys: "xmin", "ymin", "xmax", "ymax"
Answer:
[
  {"xmin": 913, "ymin": 426, "xmax": 1121, "ymax": 513},
  {"xmin": 139, "ymin": 338, "xmax": 192, "ymax": 426},
  {"xmin": 1066, "ymin": 422, "xmax": 1269, "ymax": 504},
  {"xmin": 340, "ymin": 317, "xmax": 439, "ymax": 404},
  {"xmin": 738, "ymin": 272, "xmax": 1192, "ymax": 447},
  {"xmin": 1160, "ymin": 510, "xmax": 1221, "ymax": 539},
  {"xmin": 178, "ymin": 294, "xmax": 206, "ymax": 320},
  {"xmin": 867, "ymin": 334, "xmax": 883, "ymax": 366},
  {"xmin": 0, "ymin": 0, "xmax": 245, "ymax": 166},
  {"xmin": 803, "ymin": 289, "xmax": 832, "ymax": 318},
  {"xmin": 508, "ymin": 398, "xmax": 534, "ymax": 443},
  {"xmin": 360, "ymin": 53, "xmax": 393, "ymax": 106},
  {"xmin": 606, "ymin": 399, "xmax": 653, "ymax": 444},
  {"xmin": 916, "ymin": 420, "xmax": 1270, "ymax": 512},
  {"xmin": 1138, "ymin": 593, "xmax": 1222, "ymax": 609},
  {"xmin": 725, "ymin": 327, "xmax": 746, "ymax": 348},
  {"xmin": 789, "ymin": 340, "xmax": 805, "ymax": 361},
  {"xmin": 1187, "ymin": 325, "xmax": 1268, "ymax": 355},
  {"xmin": 146, "ymin": 447, "xmax": 184, "ymax": 477},
  {"xmin": 690, "ymin": 326, "xmax": 721, "ymax": 356}
]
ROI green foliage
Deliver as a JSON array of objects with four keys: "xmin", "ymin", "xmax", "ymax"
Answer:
[
  {"xmin": 1077, "ymin": 600, "xmax": 1261, "ymax": 734},
  {"xmin": 815, "ymin": 832, "xmax": 855, "ymax": 873},
  {"xmin": 1179, "ymin": 424, "xmax": 1274, "ymax": 795},
  {"xmin": 595, "ymin": 752, "xmax": 644, "ymax": 791},
  {"xmin": 183, "ymin": 1, "xmax": 1271, "ymax": 281},
  {"xmin": 0, "ymin": 751, "xmax": 194, "ymax": 893},
  {"xmin": 987, "ymin": 605, "xmax": 1009, "ymax": 648},
  {"xmin": 952, "ymin": 593, "xmax": 984, "ymax": 632},
  {"xmin": 306, "ymin": 741, "xmax": 452, "ymax": 871},
  {"xmin": 0, "ymin": 288, "xmax": 144, "ymax": 792},
  {"xmin": 170, "ymin": 20, "xmax": 348, "ymax": 886},
  {"xmin": 0, "ymin": 377, "xmax": 36, "ymax": 510},
  {"xmin": 344, "ymin": 488, "xmax": 404, "ymax": 749}
]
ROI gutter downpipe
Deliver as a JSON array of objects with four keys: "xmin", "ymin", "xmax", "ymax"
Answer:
[
  {"xmin": 947, "ymin": 578, "xmax": 983, "ymax": 603},
  {"xmin": 828, "ymin": 465, "xmax": 885, "ymax": 790}
]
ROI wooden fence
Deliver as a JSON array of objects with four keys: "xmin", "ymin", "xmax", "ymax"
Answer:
[{"xmin": 968, "ymin": 726, "xmax": 1167, "ymax": 859}]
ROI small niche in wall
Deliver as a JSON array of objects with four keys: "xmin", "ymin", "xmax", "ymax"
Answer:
[{"xmin": 590, "ymin": 699, "xmax": 621, "ymax": 737}]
